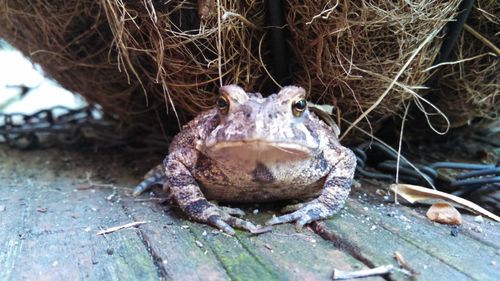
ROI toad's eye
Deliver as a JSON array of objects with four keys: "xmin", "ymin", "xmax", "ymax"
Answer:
[
  {"xmin": 217, "ymin": 96, "xmax": 229, "ymax": 114},
  {"xmin": 292, "ymin": 98, "xmax": 307, "ymax": 116}
]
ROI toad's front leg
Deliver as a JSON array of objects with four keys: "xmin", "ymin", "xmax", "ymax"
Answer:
[
  {"xmin": 165, "ymin": 150, "xmax": 259, "ymax": 235},
  {"xmin": 267, "ymin": 148, "xmax": 356, "ymax": 229}
]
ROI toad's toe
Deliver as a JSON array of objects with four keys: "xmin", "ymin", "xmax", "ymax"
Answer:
[
  {"xmin": 133, "ymin": 164, "xmax": 165, "ymax": 196},
  {"xmin": 132, "ymin": 181, "xmax": 156, "ymax": 196},
  {"xmin": 266, "ymin": 212, "xmax": 299, "ymax": 226},
  {"xmin": 208, "ymin": 215, "xmax": 236, "ymax": 235},
  {"xmin": 218, "ymin": 206, "xmax": 246, "ymax": 217},
  {"xmin": 266, "ymin": 201, "xmax": 333, "ymax": 229},
  {"xmin": 190, "ymin": 203, "xmax": 260, "ymax": 235}
]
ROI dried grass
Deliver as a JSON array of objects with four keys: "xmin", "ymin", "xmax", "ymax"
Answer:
[
  {"xmin": 0, "ymin": 0, "xmax": 478, "ymax": 143},
  {"xmin": 99, "ymin": 0, "xmax": 267, "ymax": 115},
  {"xmin": 0, "ymin": 1, "xmax": 141, "ymax": 121},
  {"xmin": 287, "ymin": 0, "xmax": 461, "ymax": 140},
  {"xmin": 428, "ymin": 1, "xmax": 499, "ymax": 129},
  {"xmin": 0, "ymin": 1, "xmax": 267, "ymax": 135}
]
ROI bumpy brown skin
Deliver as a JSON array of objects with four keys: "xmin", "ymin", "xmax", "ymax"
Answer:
[{"xmin": 134, "ymin": 85, "xmax": 356, "ymax": 235}]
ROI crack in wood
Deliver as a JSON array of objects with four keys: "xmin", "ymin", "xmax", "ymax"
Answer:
[
  {"xmin": 233, "ymin": 234, "xmax": 278, "ymax": 275},
  {"xmin": 188, "ymin": 228, "xmax": 277, "ymax": 281},
  {"xmin": 119, "ymin": 204, "xmax": 169, "ymax": 279},
  {"xmin": 372, "ymin": 221, "xmax": 477, "ymax": 280},
  {"xmin": 311, "ymin": 221, "xmax": 393, "ymax": 281},
  {"xmin": 135, "ymin": 230, "xmax": 169, "ymax": 280}
]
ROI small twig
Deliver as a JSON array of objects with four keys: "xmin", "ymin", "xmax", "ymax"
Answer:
[
  {"xmin": 395, "ymin": 101, "xmax": 411, "ymax": 203},
  {"xmin": 423, "ymin": 52, "xmax": 496, "ymax": 72},
  {"xmin": 464, "ymin": 24, "xmax": 500, "ymax": 56},
  {"xmin": 332, "ymin": 265, "xmax": 393, "ymax": 280},
  {"xmin": 216, "ymin": 0, "xmax": 222, "ymax": 86},
  {"xmin": 96, "ymin": 221, "xmax": 149, "ymax": 236},
  {"xmin": 77, "ymin": 171, "xmax": 126, "ymax": 190},
  {"xmin": 306, "ymin": 0, "xmax": 340, "ymax": 25},
  {"xmin": 132, "ymin": 198, "xmax": 166, "ymax": 202}
]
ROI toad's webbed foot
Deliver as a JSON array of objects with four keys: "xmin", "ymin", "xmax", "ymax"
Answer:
[
  {"xmin": 266, "ymin": 199, "xmax": 335, "ymax": 230},
  {"xmin": 133, "ymin": 164, "xmax": 165, "ymax": 196},
  {"xmin": 185, "ymin": 200, "xmax": 260, "ymax": 235}
]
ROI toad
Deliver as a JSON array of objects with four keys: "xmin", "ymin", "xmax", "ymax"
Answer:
[{"xmin": 134, "ymin": 85, "xmax": 356, "ymax": 235}]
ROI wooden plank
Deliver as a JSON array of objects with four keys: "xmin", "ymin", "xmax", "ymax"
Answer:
[
  {"xmin": 0, "ymin": 145, "xmax": 377, "ymax": 280},
  {"xmin": 122, "ymin": 196, "xmax": 377, "ymax": 281},
  {"xmin": 388, "ymin": 202, "xmax": 500, "ymax": 280},
  {"xmin": 0, "ymin": 148, "xmax": 159, "ymax": 280},
  {"xmin": 192, "ymin": 222, "xmax": 377, "ymax": 281},
  {"xmin": 119, "ymin": 198, "xmax": 233, "ymax": 281},
  {"xmin": 3, "ymin": 145, "xmax": 497, "ymax": 280},
  {"xmin": 320, "ymin": 195, "xmax": 499, "ymax": 281},
  {"xmin": 99, "ymin": 149, "xmax": 379, "ymax": 280},
  {"xmin": 460, "ymin": 215, "xmax": 500, "ymax": 249}
]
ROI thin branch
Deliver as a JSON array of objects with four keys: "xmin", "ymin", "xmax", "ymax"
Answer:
[
  {"xmin": 96, "ymin": 221, "xmax": 149, "ymax": 236},
  {"xmin": 332, "ymin": 265, "xmax": 394, "ymax": 280},
  {"xmin": 464, "ymin": 24, "xmax": 500, "ymax": 56}
]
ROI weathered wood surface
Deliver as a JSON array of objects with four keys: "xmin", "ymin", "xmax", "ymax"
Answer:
[{"xmin": 0, "ymin": 146, "xmax": 498, "ymax": 280}]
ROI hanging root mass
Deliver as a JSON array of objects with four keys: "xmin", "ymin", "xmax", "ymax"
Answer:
[{"xmin": 0, "ymin": 0, "xmax": 495, "ymax": 142}]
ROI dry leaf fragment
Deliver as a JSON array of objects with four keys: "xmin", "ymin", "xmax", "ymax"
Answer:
[
  {"xmin": 390, "ymin": 184, "xmax": 500, "ymax": 222},
  {"xmin": 426, "ymin": 202, "xmax": 462, "ymax": 225}
]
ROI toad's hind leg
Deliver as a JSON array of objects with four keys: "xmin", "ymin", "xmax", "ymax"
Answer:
[
  {"xmin": 132, "ymin": 164, "xmax": 165, "ymax": 196},
  {"xmin": 165, "ymin": 151, "xmax": 260, "ymax": 235}
]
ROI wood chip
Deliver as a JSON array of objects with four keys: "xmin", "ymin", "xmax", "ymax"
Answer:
[
  {"xmin": 106, "ymin": 191, "xmax": 117, "ymax": 201},
  {"xmin": 376, "ymin": 189, "xmax": 389, "ymax": 197},
  {"xmin": 332, "ymin": 265, "xmax": 393, "ymax": 280},
  {"xmin": 390, "ymin": 184, "xmax": 500, "ymax": 222},
  {"xmin": 96, "ymin": 221, "xmax": 148, "ymax": 236},
  {"xmin": 426, "ymin": 202, "xmax": 462, "ymax": 225}
]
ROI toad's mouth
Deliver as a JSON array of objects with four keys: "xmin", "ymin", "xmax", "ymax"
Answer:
[{"xmin": 198, "ymin": 140, "xmax": 318, "ymax": 157}]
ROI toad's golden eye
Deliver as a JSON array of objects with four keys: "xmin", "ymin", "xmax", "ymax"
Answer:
[
  {"xmin": 217, "ymin": 96, "xmax": 229, "ymax": 114},
  {"xmin": 292, "ymin": 98, "xmax": 307, "ymax": 116}
]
